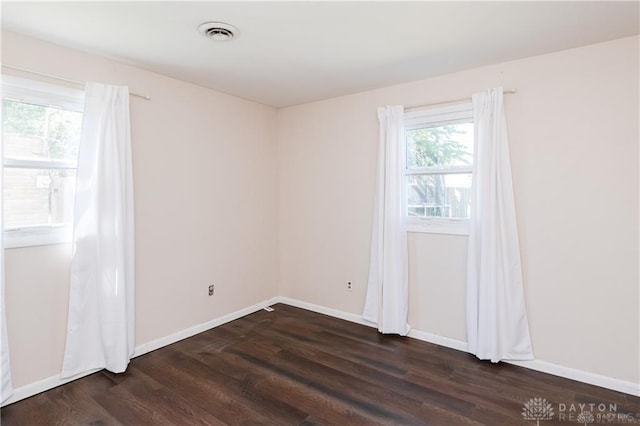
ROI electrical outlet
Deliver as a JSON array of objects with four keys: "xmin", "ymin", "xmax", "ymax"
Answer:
[
  {"xmin": 347, "ymin": 281, "xmax": 353, "ymax": 292},
  {"xmin": 208, "ymin": 285, "xmax": 214, "ymax": 296}
]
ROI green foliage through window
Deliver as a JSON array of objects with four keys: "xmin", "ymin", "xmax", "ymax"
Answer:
[
  {"xmin": 3, "ymin": 100, "xmax": 46, "ymax": 137},
  {"xmin": 3, "ymin": 100, "xmax": 82, "ymax": 161},
  {"xmin": 406, "ymin": 124, "xmax": 472, "ymax": 168},
  {"xmin": 406, "ymin": 122, "xmax": 474, "ymax": 219}
]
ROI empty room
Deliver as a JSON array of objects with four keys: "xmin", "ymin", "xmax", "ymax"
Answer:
[{"xmin": 0, "ymin": 1, "xmax": 638, "ymax": 425}]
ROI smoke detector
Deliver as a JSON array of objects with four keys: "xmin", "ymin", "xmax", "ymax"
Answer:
[{"xmin": 198, "ymin": 22, "xmax": 240, "ymax": 41}]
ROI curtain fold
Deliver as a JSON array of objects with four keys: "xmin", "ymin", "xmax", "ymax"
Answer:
[
  {"xmin": 466, "ymin": 87, "xmax": 533, "ymax": 362},
  {"xmin": 61, "ymin": 83, "xmax": 135, "ymax": 378},
  {"xmin": 362, "ymin": 105, "xmax": 410, "ymax": 335},
  {"xmin": 1, "ymin": 162, "xmax": 13, "ymax": 403}
]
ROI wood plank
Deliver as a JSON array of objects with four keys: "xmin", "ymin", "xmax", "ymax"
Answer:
[{"xmin": 2, "ymin": 303, "xmax": 638, "ymax": 425}]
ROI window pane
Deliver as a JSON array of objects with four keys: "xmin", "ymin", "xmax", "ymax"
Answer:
[
  {"xmin": 3, "ymin": 168, "xmax": 76, "ymax": 228},
  {"xmin": 406, "ymin": 122, "xmax": 473, "ymax": 169},
  {"xmin": 3, "ymin": 99, "xmax": 82, "ymax": 162},
  {"xmin": 407, "ymin": 173, "xmax": 472, "ymax": 219}
]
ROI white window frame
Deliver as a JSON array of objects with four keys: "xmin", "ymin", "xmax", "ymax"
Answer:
[
  {"xmin": 2, "ymin": 75, "xmax": 84, "ymax": 248},
  {"xmin": 404, "ymin": 102, "xmax": 474, "ymax": 236}
]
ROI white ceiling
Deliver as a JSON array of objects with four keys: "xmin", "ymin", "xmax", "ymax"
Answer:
[{"xmin": 2, "ymin": 1, "xmax": 639, "ymax": 108}]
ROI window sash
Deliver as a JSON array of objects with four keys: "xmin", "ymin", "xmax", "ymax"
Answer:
[
  {"xmin": 2, "ymin": 75, "xmax": 83, "ymax": 247},
  {"xmin": 2, "ymin": 75, "xmax": 84, "ymax": 112},
  {"xmin": 3, "ymin": 225, "xmax": 73, "ymax": 248},
  {"xmin": 405, "ymin": 165, "xmax": 472, "ymax": 175},
  {"xmin": 404, "ymin": 102, "xmax": 473, "ymax": 128},
  {"xmin": 4, "ymin": 157, "xmax": 77, "ymax": 170},
  {"xmin": 404, "ymin": 101, "xmax": 473, "ymax": 235}
]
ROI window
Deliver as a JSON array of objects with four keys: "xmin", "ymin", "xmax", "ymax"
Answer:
[
  {"xmin": 2, "ymin": 76, "xmax": 84, "ymax": 248},
  {"xmin": 404, "ymin": 102, "xmax": 474, "ymax": 235}
]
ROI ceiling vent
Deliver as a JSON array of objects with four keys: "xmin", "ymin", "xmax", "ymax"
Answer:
[{"xmin": 198, "ymin": 22, "xmax": 240, "ymax": 42}]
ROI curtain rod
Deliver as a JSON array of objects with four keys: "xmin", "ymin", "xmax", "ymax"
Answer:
[
  {"xmin": 1, "ymin": 64, "xmax": 151, "ymax": 100},
  {"xmin": 405, "ymin": 88, "xmax": 517, "ymax": 111}
]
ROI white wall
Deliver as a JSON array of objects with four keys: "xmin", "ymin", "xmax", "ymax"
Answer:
[
  {"xmin": 3, "ymin": 30, "xmax": 638, "ymax": 395},
  {"xmin": 278, "ymin": 36, "xmax": 639, "ymax": 384},
  {"xmin": 2, "ymin": 31, "xmax": 279, "ymax": 388}
]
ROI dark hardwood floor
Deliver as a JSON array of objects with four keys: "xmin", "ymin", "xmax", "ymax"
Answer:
[{"xmin": 2, "ymin": 303, "xmax": 639, "ymax": 425}]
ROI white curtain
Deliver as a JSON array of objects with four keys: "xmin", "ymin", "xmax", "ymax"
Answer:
[
  {"xmin": 1, "ymin": 158, "xmax": 13, "ymax": 403},
  {"xmin": 466, "ymin": 87, "xmax": 533, "ymax": 362},
  {"xmin": 61, "ymin": 83, "xmax": 135, "ymax": 378},
  {"xmin": 362, "ymin": 105, "xmax": 410, "ymax": 335}
]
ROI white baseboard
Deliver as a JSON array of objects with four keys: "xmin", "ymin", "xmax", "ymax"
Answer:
[
  {"xmin": 4, "ymin": 296, "xmax": 638, "ymax": 407},
  {"xmin": 505, "ymin": 359, "xmax": 640, "ymax": 397},
  {"xmin": 276, "ymin": 296, "xmax": 376, "ymax": 328},
  {"xmin": 1, "ymin": 297, "xmax": 279, "ymax": 407},
  {"xmin": 1, "ymin": 367, "xmax": 102, "ymax": 408},
  {"xmin": 133, "ymin": 297, "xmax": 279, "ymax": 357},
  {"xmin": 407, "ymin": 328, "xmax": 469, "ymax": 352},
  {"xmin": 277, "ymin": 296, "xmax": 640, "ymax": 397},
  {"xmin": 408, "ymin": 330, "xmax": 640, "ymax": 397}
]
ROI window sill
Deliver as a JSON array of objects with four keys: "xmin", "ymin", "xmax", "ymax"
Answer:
[
  {"xmin": 4, "ymin": 227, "xmax": 72, "ymax": 249},
  {"xmin": 406, "ymin": 219, "xmax": 469, "ymax": 236}
]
